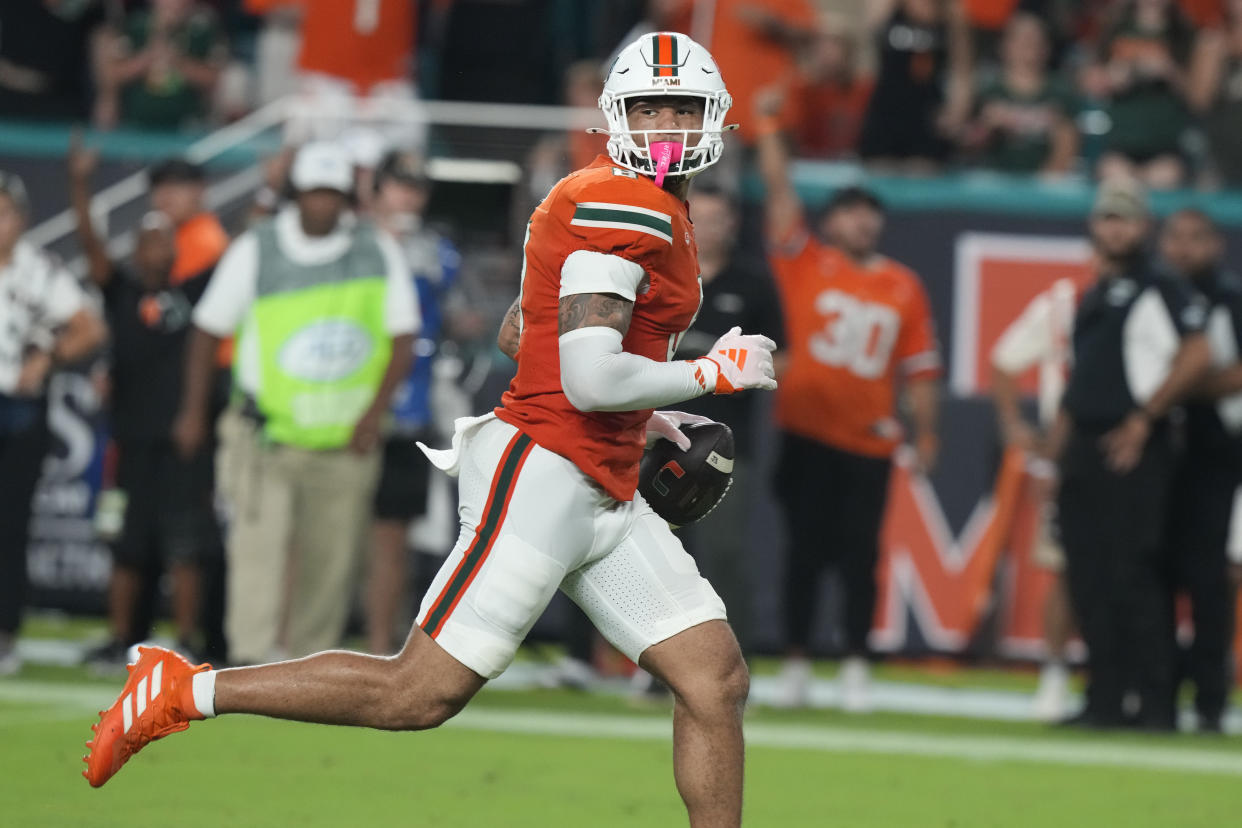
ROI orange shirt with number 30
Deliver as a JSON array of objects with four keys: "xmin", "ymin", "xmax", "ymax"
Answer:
[{"xmin": 770, "ymin": 232, "xmax": 941, "ymax": 458}]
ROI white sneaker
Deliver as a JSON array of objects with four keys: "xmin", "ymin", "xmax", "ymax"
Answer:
[
  {"xmin": 839, "ymin": 657, "xmax": 872, "ymax": 713},
  {"xmin": 1031, "ymin": 662, "xmax": 1070, "ymax": 722},
  {"xmin": 774, "ymin": 658, "xmax": 812, "ymax": 708}
]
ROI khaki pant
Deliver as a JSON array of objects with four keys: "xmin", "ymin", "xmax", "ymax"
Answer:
[{"xmin": 217, "ymin": 408, "xmax": 379, "ymax": 663}]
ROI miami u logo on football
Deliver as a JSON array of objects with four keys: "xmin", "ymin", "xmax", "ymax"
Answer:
[{"xmin": 652, "ymin": 460, "xmax": 686, "ymax": 496}]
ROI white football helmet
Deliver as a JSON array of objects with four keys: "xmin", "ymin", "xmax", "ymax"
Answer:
[{"xmin": 596, "ymin": 32, "xmax": 733, "ymax": 179}]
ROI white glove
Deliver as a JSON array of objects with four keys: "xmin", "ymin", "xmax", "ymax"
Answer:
[
  {"xmin": 692, "ymin": 326, "xmax": 778, "ymax": 395},
  {"xmin": 645, "ymin": 410, "xmax": 715, "ymax": 451}
]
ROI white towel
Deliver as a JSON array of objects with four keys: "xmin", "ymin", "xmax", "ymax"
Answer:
[{"xmin": 416, "ymin": 412, "xmax": 498, "ymax": 477}]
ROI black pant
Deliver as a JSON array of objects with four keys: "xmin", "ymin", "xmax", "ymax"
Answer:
[
  {"xmin": 113, "ymin": 442, "xmax": 219, "ymax": 569},
  {"xmin": 0, "ymin": 406, "xmax": 50, "ymax": 635},
  {"xmin": 1058, "ymin": 426, "xmax": 1175, "ymax": 728},
  {"xmin": 679, "ymin": 459, "xmax": 755, "ymax": 654},
  {"xmin": 1165, "ymin": 454, "xmax": 1240, "ymax": 722},
  {"xmin": 114, "ymin": 441, "xmax": 224, "ymax": 647},
  {"xmin": 777, "ymin": 432, "xmax": 892, "ymax": 657}
]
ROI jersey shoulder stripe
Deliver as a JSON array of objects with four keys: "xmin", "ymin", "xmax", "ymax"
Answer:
[{"xmin": 571, "ymin": 201, "xmax": 673, "ymax": 244}]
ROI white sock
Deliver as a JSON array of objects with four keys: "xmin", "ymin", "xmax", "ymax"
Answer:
[{"xmin": 191, "ymin": 670, "xmax": 217, "ymax": 718}]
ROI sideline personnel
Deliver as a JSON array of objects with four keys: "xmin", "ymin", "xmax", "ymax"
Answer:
[{"xmin": 1049, "ymin": 180, "xmax": 1211, "ymax": 730}]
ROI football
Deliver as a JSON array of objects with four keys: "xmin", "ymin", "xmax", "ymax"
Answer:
[{"xmin": 638, "ymin": 421, "xmax": 735, "ymax": 527}]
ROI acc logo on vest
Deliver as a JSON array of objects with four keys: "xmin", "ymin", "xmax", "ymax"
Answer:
[{"xmin": 278, "ymin": 320, "xmax": 374, "ymax": 382}]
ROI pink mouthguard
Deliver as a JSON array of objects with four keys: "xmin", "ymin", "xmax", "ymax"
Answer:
[{"xmin": 651, "ymin": 141, "xmax": 684, "ymax": 188}]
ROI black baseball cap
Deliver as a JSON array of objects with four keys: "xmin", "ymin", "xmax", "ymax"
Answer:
[
  {"xmin": 148, "ymin": 158, "xmax": 206, "ymax": 187},
  {"xmin": 375, "ymin": 150, "xmax": 429, "ymax": 188},
  {"xmin": 825, "ymin": 185, "xmax": 884, "ymax": 214}
]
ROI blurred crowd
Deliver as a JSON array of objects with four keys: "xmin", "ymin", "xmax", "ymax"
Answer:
[
  {"xmin": 11, "ymin": 0, "xmax": 1242, "ymax": 188},
  {"xmin": 0, "ymin": 0, "xmax": 1240, "ymax": 735}
]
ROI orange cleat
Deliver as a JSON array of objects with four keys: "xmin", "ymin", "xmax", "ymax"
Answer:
[{"xmin": 82, "ymin": 646, "xmax": 210, "ymax": 787}]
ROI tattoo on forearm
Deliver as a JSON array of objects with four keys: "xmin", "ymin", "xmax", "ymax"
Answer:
[
  {"xmin": 558, "ymin": 293, "xmax": 634, "ymax": 336},
  {"xmin": 503, "ymin": 301, "xmax": 522, "ymax": 340},
  {"xmin": 498, "ymin": 298, "xmax": 522, "ymax": 359}
]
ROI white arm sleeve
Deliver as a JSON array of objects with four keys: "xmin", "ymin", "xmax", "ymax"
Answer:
[
  {"xmin": 192, "ymin": 234, "xmax": 258, "ymax": 336},
  {"xmin": 559, "ymin": 327, "xmax": 711, "ymax": 412},
  {"xmin": 560, "ymin": 250, "xmax": 645, "ymax": 300}
]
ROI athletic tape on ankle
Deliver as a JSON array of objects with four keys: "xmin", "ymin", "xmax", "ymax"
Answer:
[{"xmin": 192, "ymin": 670, "xmax": 217, "ymax": 718}]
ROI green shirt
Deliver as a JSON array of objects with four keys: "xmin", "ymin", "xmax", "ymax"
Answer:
[
  {"xmin": 119, "ymin": 8, "xmax": 223, "ymax": 131},
  {"xmin": 1099, "ymin": 23, "xmax": 1191, "ymax": 159},
  {"xmin": 975, "ymin": 75, "xmax": 1079, "ymax": 173}
]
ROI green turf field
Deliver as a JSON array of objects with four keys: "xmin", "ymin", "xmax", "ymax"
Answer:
[{"xmin": 4, "ymin": 659, "xmax": 1242, "ymax": 828}]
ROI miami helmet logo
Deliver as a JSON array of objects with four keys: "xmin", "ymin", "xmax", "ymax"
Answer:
[{"xmin": 648, "ymin": 33, "xmax": 683, "ymax": 78}]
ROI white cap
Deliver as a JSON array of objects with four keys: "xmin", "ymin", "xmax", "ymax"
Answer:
[{"xmin": 290, "ymin": 141, "xmax": 354, "ymax": 194}]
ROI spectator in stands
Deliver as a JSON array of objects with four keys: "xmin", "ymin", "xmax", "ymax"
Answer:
[
  {"xmin": 0, "ymin": 0, "xmax": 113, "ymax": 122},
  {"xmin": 756, "ymin": 92, "xmax": 943, "ymax": 711},
  {"xmin": 69, "ymin": 141, "xmax": 221, "ymax": 669},
  {"xmin": 671, "ymin": 186, "xmax": 784, "ymax": 657},
  {"xmin": 245, "ymin": 0, "xmax": 301, "ymax": 107},
  {"xmin": 857, "ymin": 0, "xmax": 975, "ymax": 173},
  {"xmin": 693, "ymin": 0, "xmax": 816, "ymax": 148},
  {"xmin": 1082, "ymin": 0, "xmax": 1199, "ymax": 189},
  {"xmin": 990, "ymin": 275, "xmax": 1082, "ymax": 721},
  {"xmin": 784, "ymin": 16, "xmax": 875, "ymax": 161},
  {"xmin": 961, "ymin": 13, "xmax": 1080, "ymax": 175},
  {"xmin": 146, "ymin": 156, "xmax": 231, "ymax": 662},
  {"xmin": 1049, "ymin": 179, "xmax": 1210, "ymax": 729},
  {"xmin": 95, "ymin": 0, "xmax": 228, "ymax": 131},
  {"xmin": 244, "ymin": 0, "xmax": 423, "ymax": 148},
  {"xmin": 364, "ymin": 150, "xmax": 458, "ymax": 655},
  {"xmin": 173, "ymin": 141, "xmax": 418, "ymax": 664},
  {"xmin": 1158, "ymin": 208, "xmax": 1242, "ymax": 733},
  {"xmin": 0, "ymin": 170, "xmax": 107, "ymax": 675},
  {"xmin": 147, "ymin": 159, "xmax": 229, "ymax": 284},
  {"xmin": 960, "ymin": 0, "xmax": 1073, "ymax": 67},
  {"xmin": 1188, "ymin": 0, "xmax": 1242, "ymax": 186}
]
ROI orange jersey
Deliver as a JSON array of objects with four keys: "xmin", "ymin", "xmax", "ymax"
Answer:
[
  {"xmin": 705, "ymin": 0, "xmax": 816, "ymax": 144},
  {"xmin": 245, "ymin": 0, "xmax": 414, "ymax": 92},
  {"xmin": 171, "ymin": 212, "xmax": 229, "ymax": 285},
  {"xmin": 170, "ymin": 212, "xmax": 233, "ymax": 368},
  {"xmin": 770, "ymin": 232, "xmax": 941, "ymax": 458},
  {"xmin": 497, "ymin": 156, "xmax": 702, "ymax": 502}
]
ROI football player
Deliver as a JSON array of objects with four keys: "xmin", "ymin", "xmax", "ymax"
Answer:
[{"xmin": 85, "ymin": 32, "xmax": 776, "ymax": 828}]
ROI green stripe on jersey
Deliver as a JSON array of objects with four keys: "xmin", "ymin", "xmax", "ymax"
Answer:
[
  {"xmin": 420, "ymin": 433, "xmax": 532, "ymax": 636},
  {"xmin": 571, "ymin": 206, "xmax": 673, "ymax": 242}
]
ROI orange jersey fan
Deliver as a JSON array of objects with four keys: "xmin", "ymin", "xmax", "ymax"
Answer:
[
  {"xmin": 245, "ymin": 0, "xmax": 415, "ymax": 92},
  {"xmin": 770, "ymin": 232, "xmax": 941, "ymax": 457},
  {"xmin": 497, "ymin": 156, "xmax": 703, "ymax": 501}
]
